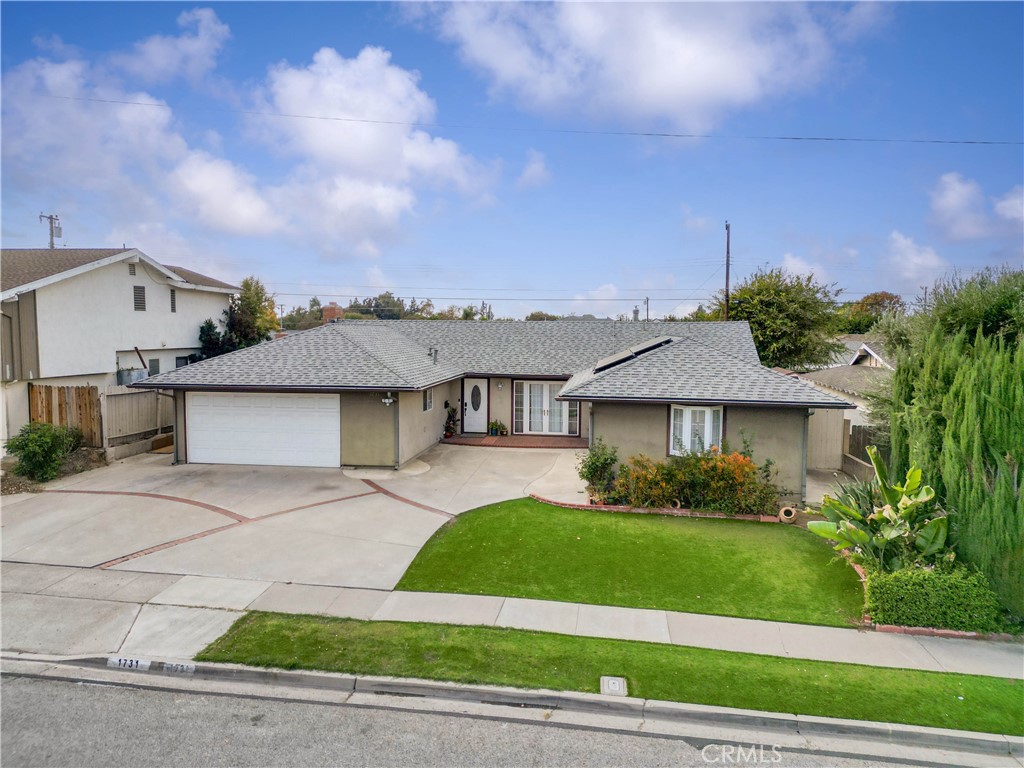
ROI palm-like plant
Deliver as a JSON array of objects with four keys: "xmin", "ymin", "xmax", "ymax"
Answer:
[{"xmin": 808, "ymin": 446, "xmax": 950, "ymax": 572}]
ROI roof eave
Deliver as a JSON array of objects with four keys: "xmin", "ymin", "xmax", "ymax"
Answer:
[{"xmin": 558, "ymin": 394, "xmax": 856, "ymax": 409}]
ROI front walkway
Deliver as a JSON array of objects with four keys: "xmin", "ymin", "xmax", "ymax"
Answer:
[
  {"xmin": 443, "ymin": 435, "xmax": 589, "ymax": 449},
  {"xmin": 3, "ymin": 562, "xmax": 1020, "ymax": 680}
]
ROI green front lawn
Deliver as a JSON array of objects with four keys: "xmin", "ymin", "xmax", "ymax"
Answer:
[
  {"xmin": 397, "ymin": 499, "xmax": 863, "ymax": 627},
  {"xmin": 197, "ymin": 612, "xmax": 1024, "ymax": 736}
]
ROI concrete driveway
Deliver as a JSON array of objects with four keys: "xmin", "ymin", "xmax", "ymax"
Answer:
[{"xmin": 1, "ymin": 444, "xmax": 585, "ymax": 591}]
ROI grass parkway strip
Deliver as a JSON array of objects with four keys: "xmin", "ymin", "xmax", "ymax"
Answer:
[
  {"xmin": 197, "ymin": 612, "xmax": 1024, "ymax": 736},
  {"xmin": 397, "ymin": 499, "xmax": 865, "ymax": 627}
]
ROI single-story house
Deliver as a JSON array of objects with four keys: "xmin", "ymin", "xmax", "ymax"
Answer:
[{"xmin": 134, "ymin": 319, "xmax": 854, "ymax": 503}]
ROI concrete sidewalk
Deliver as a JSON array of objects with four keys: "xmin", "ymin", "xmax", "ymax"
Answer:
[{"xmin": 3, "ymin": 561, "xmax": 1021, "ymax": 680}]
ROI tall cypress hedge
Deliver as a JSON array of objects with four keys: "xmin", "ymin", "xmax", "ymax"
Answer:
[
  {"xmin": 940, "ymin": 334, "xmax": 1024, "ymax": 614},
  {"xmin": 885, "ymin": 269, "xmax": 1023, "ymax": 615}
]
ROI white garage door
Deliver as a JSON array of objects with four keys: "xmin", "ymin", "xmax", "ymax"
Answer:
[{"xmin": 186, "ymin": 392, "xmax": 341, "ymax": 467}]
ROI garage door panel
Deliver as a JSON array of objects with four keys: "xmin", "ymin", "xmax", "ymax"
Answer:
[{"xmin": 186, "ymin": 392, "xmax": 340, "ymax": 467}]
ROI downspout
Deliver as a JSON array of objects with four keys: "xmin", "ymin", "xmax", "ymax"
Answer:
[{"xmin": 801, "ymin": 409, "xmax": 811, "ymax": 506}]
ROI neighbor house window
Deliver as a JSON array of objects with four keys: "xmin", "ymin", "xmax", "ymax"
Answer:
[
  {"xmin": 170, "ymin": 288, "xmax": 177, "ymax": 313},
  {"xmin": 670, "ymin": 405, "xmax": 722, "ymax": 455},
  {"xmin": 175, "ymin": 356, "xmax": 189, "ymax": 368},
  {"xmin": 148, "ymin": 358, "xmax": 160, "ymax": 375},
  {"xmin": 423, "ymin": 388, "xmax": 433, "ymax": 412},
  {"xmin": 133, "ymin": 286, "xmax": 146, "ymax": 311}
]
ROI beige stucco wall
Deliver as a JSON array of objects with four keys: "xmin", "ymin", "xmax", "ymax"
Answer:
[
  {"xmin": 590, "ymin": 402, "xmax": 809, "ymax": 504},
  {"xmin": 489, "ymin": 378, "xmax": 512, "ymax": 431},
  {"xmin": 724, "ymin": 406, "xmax": 808, "ymax": 502},
  {"xmin": 173, "ymin": 390, "xmax": 187, "ymax": 464},
  {"xmin": 340, "ymin": 391, "xmax": 396, "ymax": 467},
  {"xmin": 590, "ymin": 401, "xmax": 669, "ymax": 459},
  {"xmin": 397, "ymin": 380, "xmax": 459, "ymax": 465}
]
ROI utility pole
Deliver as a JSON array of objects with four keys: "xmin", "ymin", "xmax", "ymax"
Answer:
[
  {"xmin": 723, "ymin": 221, "xmax": 731, "ymax": 321},
  {"xmin": 39, "ymin": 213, "xmax": 62, "ymax": 249},
  {"xmin": 644, "ymin": 297, "xmax": 650, "ymax": 322},
  {"xmin": 277, "ymin": 303, "xmax": 286, "ymax": 330}
]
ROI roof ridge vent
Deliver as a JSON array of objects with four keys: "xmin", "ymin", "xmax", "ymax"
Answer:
[{"xmin": 592, "ymin": 336, "xmax": 674, "ymax": 374}]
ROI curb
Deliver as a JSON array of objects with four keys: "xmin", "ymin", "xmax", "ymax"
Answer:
[{"xmin": 23, "ymin": 654, "xmax": 1022, "ymax": 757}]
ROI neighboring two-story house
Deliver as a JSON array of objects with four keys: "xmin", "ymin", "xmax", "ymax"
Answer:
[{"xmin": 1, "ymin": 248, "xmax": 236, "ymax": 449}]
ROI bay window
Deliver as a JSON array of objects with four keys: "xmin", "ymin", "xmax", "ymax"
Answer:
[{"xmin": 670, "ymin": 405, "xmax": 722, "ymax": 455}]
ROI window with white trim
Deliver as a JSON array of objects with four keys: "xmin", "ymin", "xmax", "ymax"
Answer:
[
  {"xmin": 422, "ymin": 387, "xmax": 433, "ymax": 412},
  {"xmin": 670, "ymin": 405, "xmax": 723, "ymax": 455}
]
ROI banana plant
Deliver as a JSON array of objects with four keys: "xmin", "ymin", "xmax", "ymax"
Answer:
[{"xmin": 808, "ymin": 446, "xmax": 949, "ymax": 572}]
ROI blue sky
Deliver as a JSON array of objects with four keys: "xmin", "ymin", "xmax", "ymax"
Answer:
[{"xmin": 2, "ymin": 2, "xmax": 1021, "ymax": 320}]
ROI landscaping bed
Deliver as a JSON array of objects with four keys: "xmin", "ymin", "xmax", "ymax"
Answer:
[
  {"xmin": 1, "ymin": 447, "xmax": 107, "ymax": 495},
  {"xmin": 397, "ymin": 498, "xmax": 864, "ymax": 627},
  {"xmin": 197, "ymin": 612, "xmax": 1024, "ymax": 736}
]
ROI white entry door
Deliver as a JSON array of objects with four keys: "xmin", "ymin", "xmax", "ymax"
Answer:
[{"xmin": 463, "ymin": 378, "xmax": 488, "ymax": 432}]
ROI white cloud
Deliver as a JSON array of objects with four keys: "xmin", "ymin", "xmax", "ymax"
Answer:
[
  {"xmin": 432, "ymin": 3, "xmax": 877, "ymax": 132},
  {"xmin": 782, "ymin": 253, "xmax": 828, "ymax": 282},
  {"xmin": 170, "ymin": 152, "xmax": 283, "ymax": 236},
  {"xmin": 516, "ymin": 149, "xmax": 551, "ymax": 188},
  {"xmin": 681, "ymin": 203, "xmax": 710, "ymax": 233},
  {"xmin": 994, "ymin": 186, "xmax": 1023, "ymax": 224},
  {"xmin": 886, "ymin": 231, "xmax": 946, "ymax": 282},
  {"xmin": 252, "ymin": 45, "xmax": 493, "ymax": 251},
  {"xmin": 570, "ymin": 283, "xmax": 620, "ymax": 317},
  {"xmin": 930, "ymin": 172, "xmax": 992, "ymax": 240},
  {"xmin": 2, "ymin": 13, "xmax": 490, "ymax": 261},
  {"xmin": 112, "ymin": 8, "xmax": 230, "ymax": 84}
]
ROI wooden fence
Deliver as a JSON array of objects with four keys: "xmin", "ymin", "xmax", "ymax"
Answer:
[
  {"xmin": 28, "ymin": 384, "xmax": 102, "ymax": 447},
  {"xmin": 104, "ymin": 386, "xmax": 174, "ymax": 447},
  {"xmin": 848, "ymin": 424, "xmax": 889, "ymax": 466}
]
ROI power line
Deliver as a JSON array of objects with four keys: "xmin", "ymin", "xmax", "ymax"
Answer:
[{"xmin": 49, "ymin": 94, "xmax": 1023, "ymax": 146}]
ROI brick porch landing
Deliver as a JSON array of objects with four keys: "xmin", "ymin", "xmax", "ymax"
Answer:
[{"xmin": 442, "ymin": 435, "xmax": 589, "ymax": 449}]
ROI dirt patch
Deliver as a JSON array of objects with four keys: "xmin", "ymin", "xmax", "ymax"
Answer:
[{"xmin": 1, "ymin": 447, "xmax": 108, "ymax": 495}]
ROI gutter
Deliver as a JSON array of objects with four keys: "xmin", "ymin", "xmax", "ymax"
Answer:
[{"xmin": 556, "ymin": 395, "xmax": 856, "ymax": 409}]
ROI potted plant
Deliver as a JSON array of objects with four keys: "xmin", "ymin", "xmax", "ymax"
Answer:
[
  {"xmin": 497, "ymin": 421, "xmax": 508, "ymax": 436},
  {"xmin": 487, "ymin": 419, "xmax": 501, "ymax": 436},
  {"xmin": 443, "ymin": 405, "xmax": 460, "ymax": 439}
]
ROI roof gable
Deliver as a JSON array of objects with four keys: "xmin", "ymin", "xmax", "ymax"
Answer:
[{"xmin": 1, "ymin": 248, "xmax": 237, "ymax": 299}]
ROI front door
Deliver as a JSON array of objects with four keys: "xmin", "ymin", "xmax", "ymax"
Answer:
[{"xmin": 463, "ymin": 378, "xmax": 488, "ymax": 432}]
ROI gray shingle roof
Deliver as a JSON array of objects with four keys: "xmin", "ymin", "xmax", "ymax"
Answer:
[
  {"xmin": 559, "ymin": 336, "xmax": 854, "ymax": 408},
  {"xmin": 797, "ymin": 365, "xmax": 890, "ymax": 397},
  {"xmin": 138, "ymin": 319, "xmax": 763, "ymax": 392}
]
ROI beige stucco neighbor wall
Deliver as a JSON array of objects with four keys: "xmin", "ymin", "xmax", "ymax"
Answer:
[
  {"xmin": 725, "ymin": 406, "xmax": 808, "ymax": 502},
  {"xmin": 398, "ymin": 380, "xmax": 459, "ymax": 465},
  {"xmin": 341, "ymin": 391, "xmax": 396, "ymax": 467},
  {"xmin": 591, "ymin": 401, "xmax": 669, "ymax": 459}
]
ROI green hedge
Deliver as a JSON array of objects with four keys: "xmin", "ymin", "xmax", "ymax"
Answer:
[
  {"xmin": 6, "ymin": 422, "xmax": 82, "ymax": 482},
  {"xmin": 865, "ymin": 566, "xmax": 1003, "ymax": 633}
]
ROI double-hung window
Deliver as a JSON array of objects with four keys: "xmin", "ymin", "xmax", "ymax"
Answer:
[
  {"xmin": 422, "ymin": 388, "xmax": 433, "ymax": 412},
  {"xmin": 670, "ymin": 405, "xmax": 722, "ymax": 455}
]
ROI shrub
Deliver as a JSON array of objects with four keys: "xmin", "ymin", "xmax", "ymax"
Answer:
[
  {"xmin": 611, "ymin": 454, "xmax": 674, "ymax": 508},
  {"xmin": 6, "ymin": 422, "xmax": 83, "ymax": 482},
  {"xmin": 865, "ymin": 565, "xmax": 1004, "ymax": 633},
  {"xmin": 609, "ymin": 449, "xmax": 779, "ymax": 516},
  {"xmin": 577, "ymin": 439, "xmax": 618, "ymax": 501}
]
